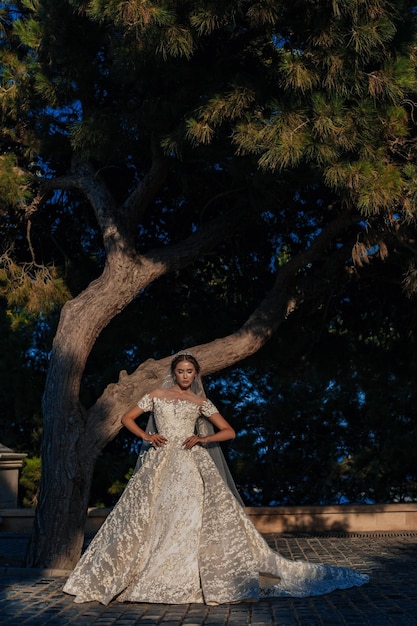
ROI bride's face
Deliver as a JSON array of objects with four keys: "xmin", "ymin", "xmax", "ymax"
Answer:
[{"xmin": 174, "ymin": 360, "xmax": 196, "ymax": 389}]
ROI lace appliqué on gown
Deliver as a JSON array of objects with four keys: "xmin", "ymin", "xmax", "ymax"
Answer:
[{"xmin": 63, "ymin": 395, "xmax": 369, "ymax": 605}]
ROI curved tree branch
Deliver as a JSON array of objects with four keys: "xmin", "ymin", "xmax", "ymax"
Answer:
[
  {"xmin": 40, "ymin": 151, "xmax": 169, "ymax": 254},
  {"xmin": 121, "ymin": 138, "xmax": 169, "ymax": 226},
  {"xmin": 40, "ymin": 163, "xmax": 121, "ymax": 250},
  {"xmin": 89, "ymin": 211, "xmax": 360, "ymax": 446}
]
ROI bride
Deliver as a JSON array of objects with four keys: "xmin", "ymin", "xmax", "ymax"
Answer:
[{"xmin": 63, "ymin": 352, "xmax": 369, "ymax": 605}]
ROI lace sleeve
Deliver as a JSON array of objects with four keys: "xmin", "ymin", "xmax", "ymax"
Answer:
[
  {"xmin": 200, "ymin": 398, "xmax": 218, "ymax": 417},
  {"xmin": 137, "ymin": 393, "xmax": 153, "ymax": 413}
]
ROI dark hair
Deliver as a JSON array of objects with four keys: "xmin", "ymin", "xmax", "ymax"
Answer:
[{"xmin": 170, "ymin": 353, "xmax": 201, "ymax": 375}]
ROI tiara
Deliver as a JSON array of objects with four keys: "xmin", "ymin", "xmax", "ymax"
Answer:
[{"xmin": 174, "ymin": 351, "xmax": 196, "ymax": 358}]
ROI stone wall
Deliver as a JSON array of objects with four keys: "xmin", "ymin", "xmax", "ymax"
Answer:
[{"xmin": 1, "ymin": 503, "xmax": 417, "ymax": 534}]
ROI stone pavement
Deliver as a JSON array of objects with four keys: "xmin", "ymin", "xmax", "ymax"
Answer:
[{"xmin": 1, "ymin": 531, "xmax": 417, "ymax": 625}]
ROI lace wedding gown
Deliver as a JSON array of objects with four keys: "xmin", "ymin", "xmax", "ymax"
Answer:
[{"xmin": 63, "ymin": 395, "xmax": 369, "ymax": 605}]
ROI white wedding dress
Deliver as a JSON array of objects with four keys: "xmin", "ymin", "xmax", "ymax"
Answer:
[{"xmin": 63, "ymin": 395, "xmax": 369, "ymax": 605}]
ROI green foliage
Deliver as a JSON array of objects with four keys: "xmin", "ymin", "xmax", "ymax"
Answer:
[
  {"xmin": 90, "ymin": 448, "xmax": 137, "ymax": 507},
  {"xmin": 0, "ymin": 256, "xmax": 71, "ymax": 320},
  {"xmin": 0, "ymin": 155, "xmax": 32, "ymax": 207},
  {"xmin": 3, "ymin": 0, "xmax": 417, "ymax": 215},
  {"xmin": 324, "ymin": 159, "xmax": 404, "ymax": 215},
  {"xmin": 280, "ymin": 53, "xmax": 320, "ymax": 93},
  {"xmin": 107, "ymin": 468, "xmax": 134, "ymax": 496},
  {"xmin": 178, "ymin": 0, "xmax": 417, "ymax": 216},
  {"xmin": 19, "ymin": 456, "xmax": 41, "ymax": 507}
]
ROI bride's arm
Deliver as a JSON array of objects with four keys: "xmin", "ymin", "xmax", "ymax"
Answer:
[
  {"xmin": 121, "ymin": 404, "xmax": 167, "ymax": 448},
  {"xmin": 183, "ymin": 412, "xmax": 235, "ymax": 449}
]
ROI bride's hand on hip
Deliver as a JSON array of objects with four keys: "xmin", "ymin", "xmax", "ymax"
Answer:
[
  {"xmin": 183, "ymin": 435, "xmax": 204, "ymax": 449},
  {"xmin": 148, "ymin": 434, "xmax": 167, "ymax": 448}
]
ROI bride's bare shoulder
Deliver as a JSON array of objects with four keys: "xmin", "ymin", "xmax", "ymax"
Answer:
[
  {"xmin": 149, "ymin": 388, "xmax": 180, "ymax": 400},
  {"xmin": 148, "ymin": 388, "xmax": 165, "ymax": 399},
  {"xmin": 189, "ymin": 392, "xmax": 206, "ymax": 406}
]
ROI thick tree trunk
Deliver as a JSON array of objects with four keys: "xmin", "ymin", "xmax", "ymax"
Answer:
[
  {"xmin": 26, "ymin": 434, "xmax": 95, "ymax": 569},
  {"xmin": 25, "ymin": 251, "xmax": 155, "ymax": 568}
]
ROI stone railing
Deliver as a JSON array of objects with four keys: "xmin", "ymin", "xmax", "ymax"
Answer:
[
  {"xmin": 245, "ymin": 503, "xmax": 417, "ymax": 534},
  {"xmin": 0, "ymin": 444, "xmax": 27, "ymax": 509},
  {"xmin": 1, "ymin": 503, "xmax": 417, "ymax": 534}
]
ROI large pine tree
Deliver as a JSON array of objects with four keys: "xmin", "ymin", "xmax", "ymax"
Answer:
[{"xmin": 1, "ymin": 0, "xmax": 417, "ymax": 568}]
